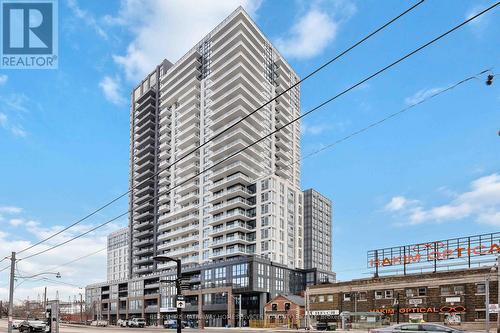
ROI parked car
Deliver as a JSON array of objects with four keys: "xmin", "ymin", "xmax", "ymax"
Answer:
[
  {"xmin": 117, "ymin": 319, "xmax": 128, "ymax": 327},
  {"xmin": 128, "ymin": 318, "xmax": 146, "ymax": 328},
  {"xmin": 90, "ymin": 320, "xmax": 108, "ymax": 327},
  {"xmin": 18, "ymin": 319, "xmax": 46, "ymax": 332},
  {"xmin": 12, "ymin": 320, "xmax": 23, "ymax": 329},
  {"xmin": 370, "ymin": 323, "xmax": 481, "ymax": 333},
  {"xmin": 163, "ymin": 319, "xmax": 186, "ymax": 329}
]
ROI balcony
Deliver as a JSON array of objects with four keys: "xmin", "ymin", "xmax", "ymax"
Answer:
[
  {"xmin": 210, "ymin": 161, "xmax": 260, "ymax": 181},
  {"xmin": 134, "ymin": 265, "xmax": 154, "ymax": 275},
  {"xmin": 134, "ymin": 210, "xmax": 154, "ymax": 222},
  {"xmin": 210, "ymin": 208, "xmax": 254, "ymax": 225},
  {"xmin": 209, "ymin": 197, "xmax": 253, "ymax": 215},
  {"xmin": 159, "ymin": 212, "xmax": 198, "ymax": 230},
  {"xmin": 134, "ymin": 220, "xmax": 154, "ymax": 231},
  {"xmin": 134, "ymin": 229, "xmax": 154, "ymax": 240},
  {"xmin": 210, "ymin": 221, "xmax": 255, "ymax": 237},
  {"xmin": 135, "ymin": 238, "xmax": 153, "ymax": 247},
  {"xmin": 159, "ymin": 234, "xmax": 199, "ymax": 250},
  {"xmin": 134, "ymin": 257, "xmax": 153, "ymax": 265},
  {"xmin": 134, "ymin": 247, "xmax": 154, "ymax": 256}
]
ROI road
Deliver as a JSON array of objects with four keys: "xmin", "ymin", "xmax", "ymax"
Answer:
[{"xmin": 0, "ymin": 320, "xmax": 367, "ymax": 333}]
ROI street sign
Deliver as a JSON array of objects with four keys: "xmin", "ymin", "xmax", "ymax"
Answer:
[
  {"xmin": 446, "ymin": 297, "xmax": 461, "ymax": 303},
  {"xmin": 176, "ymin": 300, "xmax": 185, "ymax": 309},
  {"xmin": 176, "ymin": 295, "xmax": 184, "ymax": 301},
  {"xmin": 409, "ymin": 299, "xmax": 423, "ymax": 306}
]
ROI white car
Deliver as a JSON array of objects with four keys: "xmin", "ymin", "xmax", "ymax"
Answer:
[
  {"xmin": 12, "ymin": 320, "xmax": 23, "ymax": 329},
  {"xmin": 128, "ymin": 318, "xmax": 146, "ymax": 328}
]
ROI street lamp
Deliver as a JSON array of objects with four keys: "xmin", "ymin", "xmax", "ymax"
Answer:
[
  {"xmin": 153, "ymin": 256, "xmax": 182, "ymax": 333},
  {"xmin": 16, "ymin": 272, "xmax": 61, "ymax": 279}
]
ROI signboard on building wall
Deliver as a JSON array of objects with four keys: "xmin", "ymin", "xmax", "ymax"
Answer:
[
  {"xmin": 367, "ymin": 232, "xmax": 500, "ymax": 273},
  {"xmin": 408, "ymin": 299, "xmax": 422, "ymax": 306}
]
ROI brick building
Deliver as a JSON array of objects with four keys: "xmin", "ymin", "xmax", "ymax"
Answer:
[
  {"xmin": 307, "ymin": 267, "xmax": 499, "ymax": 325},
  {"xmin": 264, "ymin": 294, "xmax": 305, "ymax": 328}
]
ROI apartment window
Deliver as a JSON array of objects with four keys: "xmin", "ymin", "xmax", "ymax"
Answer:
[
  {"xmin": 418, "ymin": 288, "xmax": 427, "ymax": 296},
  {"xmin": 358, "ymin": 292, "xmax": 367, "ymax": 301},
  {"xmin": 261, "ymin": 204, "xmax": 269, "ymax": 214},
  {"xmin": 327, "ymin": 294, "xmax": 334, "ymax": 302},
  {"xmin": 406, "ymin": 289, "xmax": 414, "ymax": 297},
  {"xmin": 271, "ymin": 303, "xmax": 277, "ymax": 311},
  {"xmin": 441, "ymin": 285, "xmax": 465, "ymax": 295},
  {"xmin": 261, "ymin": 179, "xmax": 269, "ymax": 190},
  {"xmin": 375, "ymin": 291, "xmax": 383, "ymax": 300},
  {"xmin": 343, "ymin": 293, "xmax": 351, "ymax": 301},
  {"xmin": 285, "ymin": 303, "xmax": 291, "ymax": 311},
  {"xmin": 318, "ymin": 295, "xmax": 325, "ymax": 303},
  {"xmin": 477, "ymin": 283, "xmax": 486, "ymax": 294},
  {"xmin": 385, "ymin": 290, "xmax": 393, "ymax": 299}
]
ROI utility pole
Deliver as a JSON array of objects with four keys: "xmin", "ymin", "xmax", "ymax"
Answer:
[
  {"xmin": 487, "ymin": 275, "xmax": 491, "ymax": 333},
  {"xmin": 80, "ymin": 294, "xmax": 83, "ymax": 323},
  {"xmin": 395, "ymin": 292, "xmax": 400, "ymax": 324},
  {"xmin": 8, "ymin": 251, "xmax": 16, "ymax": 333},
  {"xmin": 43, "ymin": 287, "xmax": 47, "ymax": 310}
]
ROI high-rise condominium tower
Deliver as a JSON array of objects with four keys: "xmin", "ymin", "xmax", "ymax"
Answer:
[
  {"xmin": 129, "ymin": 7, "xmax": 302, "ymax": 278},
  {"xmin": 107, "ymin": 227, "xmax": 129, "ymax": 281},
  {"xmin": 303, "ymin": 189, "xmax": 333, "ymax": 272}
]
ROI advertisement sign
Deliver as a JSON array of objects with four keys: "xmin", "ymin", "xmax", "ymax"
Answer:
[
  {"xmin": 307, "ymin": 310, "xmax": 340, "ymax": 316},
  {"xmin": 368, "ymin": 232, "xmax": 500, "ymax": 270},
  {"xmin": 489, "ymin": 304, "xmax": 499, "ymax": 314},
  {"xmin": 371, "ymin": 306, "xmax": 466, "ymax": 315}
]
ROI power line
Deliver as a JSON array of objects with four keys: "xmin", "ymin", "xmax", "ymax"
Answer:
[
  {"xmin": 15, "ymin": 1, "xmax": 425, "ymax": 255},
  {"xmin": 278, "ymin": 69, "xmax": 491, "ymax": 171},
  {"xmin": 16, "ymin": 1, "xmax": 499, "ymax": 263},
  {"xmin": 19, "ymin": 212, "xmax": 127, "ymax": 261}
]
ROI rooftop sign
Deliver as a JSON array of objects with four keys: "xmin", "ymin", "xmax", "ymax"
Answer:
[{"xmin": 367, "ymin": 232, "xmax": 500, "ymax": 274}]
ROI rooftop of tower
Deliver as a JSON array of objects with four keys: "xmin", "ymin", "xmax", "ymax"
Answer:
[{"xmin": 160, "ymin": 5, "xmax": 297, "ymax": 81}]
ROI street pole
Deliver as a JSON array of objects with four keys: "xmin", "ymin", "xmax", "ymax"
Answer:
[
  {"xmin": 396, "ymin": 293, "xmax": 400, "ymax": 324},
  {"xmin": 487, "ymin": 275, "xmax": 491, "ymax": 333},
  {"xmin": 238, "ymin": 294, "xmax": 242, "ymax": 328},
  {"xmin": 175, "ymin": 259, "xmax": 182, "ymax": 333},
  {"xmin": 8, "ymin": 252, "xmax": 16, "ymax": 333},
  {"xmin": 80, "ymin": 294, "xmax": 83, "ymax": 323},
  {"xmin": 43, "ymin": 287, "xmax": 47, "ymax": 310}
]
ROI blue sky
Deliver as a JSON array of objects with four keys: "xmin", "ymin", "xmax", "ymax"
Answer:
[{"xmin": 0, "ymin": 0, "xmax": 499, "ymax": 299}]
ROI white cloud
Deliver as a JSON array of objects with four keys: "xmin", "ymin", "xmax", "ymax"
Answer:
[
  {"xmin": 465, "ymin": 5, "xmax": 490, "ymax": 36},
  {"xmin": 384, "ymin": 196, "xmax": 415, "ymax": 212},
  {"xmin": 0, "ymin": 94, "xmax": 31, "ymax": 137},
  {"xmin": 301, "ymin": 122, "xmax": 330, "ymax": 135},
  {"xmin": 276, "ymin": 9, "xmax": 338, "ymax": 59},
  {"xmin": 10, "ymin": 125, "xmax": 27, "ymax": 137},
  {"xmin": 67, "ymin": 0, "xmax": 108, "ymax": 39},
  {"xmin": 0, "ymin": 207, "xmax": 125, "ymax": 301},
  {"xmin": 384, "ymin": 174, "xmax": 500, "ymax": 226},
  {"xmin": 405, "ymin": 87, "xmax": 442, "ymax": 105},
  {"xmin": 9, "ymin": 218, "xmax": 24, "ymax": 227},
  {"xmin": 99, "ymin": 76, "xmax": 126, "ymax": 105},
  {"xmin": 0, "ymin": 206, "xmax": 22, "ymax": 214},
  {"xmin": 109, "ymin": 0, "xmax": 262, "ymax": 82},
  {"xmin": 0, "ymin": 74, "xmax": 7, "ymax": 86},
  {"xmin": 275, "ymin": 0, "xmax": 355, "ymax": 59}
]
